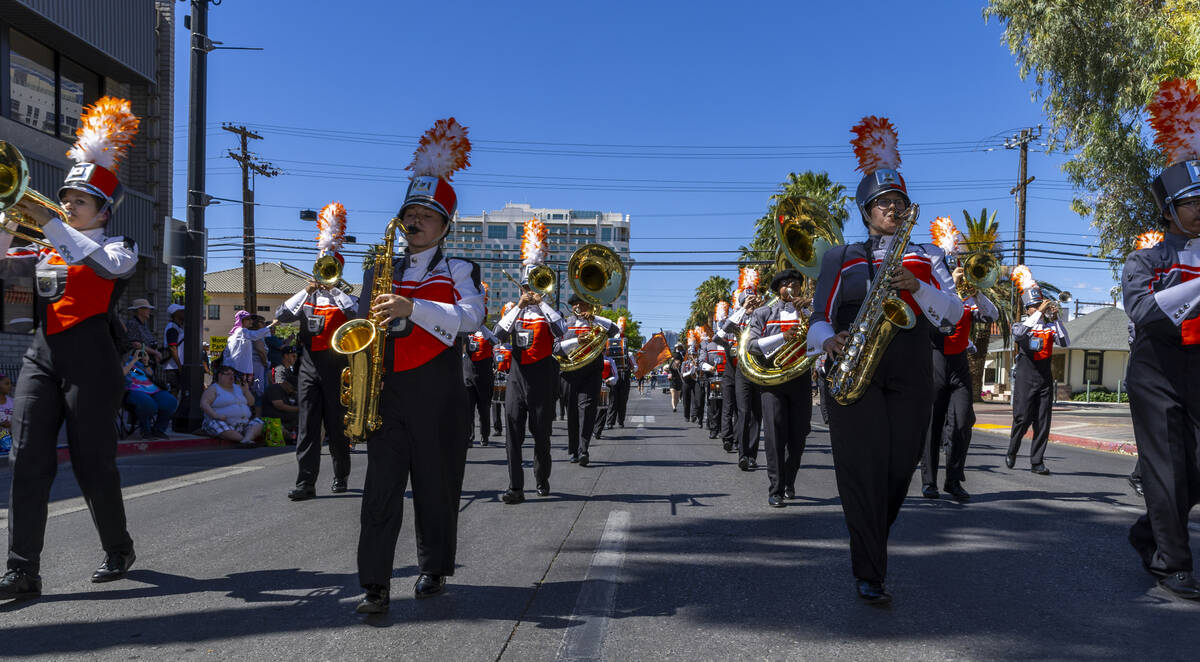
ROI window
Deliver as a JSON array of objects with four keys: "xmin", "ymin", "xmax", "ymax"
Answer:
[
  {"xmin": 257, "ymin": 305, "xmax": 270, "ymax": 313},
  {"xmin": 1083, "ymin": 350, "xmax": 1102, "ymax": 385},
  {"xmin": 58, "ymin": 56, "xmax": 101, "ymax": 136},
  {"xmin": 207, "ymin": 304, "xmax": 221, "ymax": 320},
  {"xmin": 601, "ymin": 228, "xmax": 612, "ymax": 242},
  {"xmin": 8, "ymin": 30, "xmax": 104, "ymax": 140},
  {"xmin": 488, "ymin": 225, "xmax": 508, "ymax": 239}
]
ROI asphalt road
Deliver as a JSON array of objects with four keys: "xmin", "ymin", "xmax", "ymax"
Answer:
[{"xmin": 1, "ymin": 388, "xmax": 1197, "ymax": 661}]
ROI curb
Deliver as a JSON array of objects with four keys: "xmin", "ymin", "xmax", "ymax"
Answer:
[
  {"xmin": 54, "ymin": 435, "xmax": 258, "ymax": 464},
  {"xmin": 973, "ymin": 425, "xmax": 1137, "ymax": 457}
]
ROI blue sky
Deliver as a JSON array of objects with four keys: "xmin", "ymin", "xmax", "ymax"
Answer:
[{"xmin": 175, "ymin": 0, "xmax": 1108, "ymax": 331}]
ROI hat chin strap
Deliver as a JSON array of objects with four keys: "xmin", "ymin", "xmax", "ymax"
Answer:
[{"xmin": 1169, "ymin": 205, "xmax": 1200, "ymax": 238}]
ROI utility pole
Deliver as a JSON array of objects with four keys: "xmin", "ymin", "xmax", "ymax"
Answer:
[
  {"xmin": 1005, "ymin": 126, "xmax": 1042, "ymax": 265},
  {"xmin": 223, "ymin": 124, "xmax": 279, "ymax": 315},
  {"xmin": 183, "ymin": 0, "xmax": 212, "ymax": 433}
]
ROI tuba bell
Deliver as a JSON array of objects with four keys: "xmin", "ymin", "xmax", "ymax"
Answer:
[
  {"xmin": 0, "ymin": 141, "xmax": 66, "ymax": 248},
  {"xmin": 556, "ymin": 244, "xmax": 627, "ymax": 372}
]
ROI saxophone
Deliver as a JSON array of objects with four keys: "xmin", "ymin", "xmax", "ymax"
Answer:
[
  {"xmin": 825, "ymin": 203, "xmax": 920, "ymax": 405},
  {"xmin": 330, "ymin": 217, "xmax": 406, "ymax": 442}
]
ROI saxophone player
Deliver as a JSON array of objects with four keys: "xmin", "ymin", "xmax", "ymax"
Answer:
[
  {"xmin": 555, "ymin": 294, "xmax": 618, "ymax": 466},
  {"xmin": 354, "ymin": 119, "xmax": 484, "ymax": 614},
  {"xmin": 746, "ymin": 270, "xmax": 813, "ymax": 508},
  {"xmin": 806, "ymin": 117, "xmax": 963, "ymax": 605}
]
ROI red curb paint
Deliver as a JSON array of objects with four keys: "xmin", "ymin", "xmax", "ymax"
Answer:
[{"xmin": 55, "ymin": 436, "xmax": 240, "ymax": 463}]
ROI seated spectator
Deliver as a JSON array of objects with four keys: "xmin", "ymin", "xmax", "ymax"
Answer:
[
  {"xmin": 200, "ymin": 362, "xmax": 263, "ymax": 446},
  {"xmin": 262, "ymin": 362, "xmax": 300, "ymax": 444},
  {"xmin": 123, "ymin": 349, "xmax": 178, "ymax": 440},
  {"xmin": 126, "ymin": 299, "xmax": 163, "ymax": 366}
]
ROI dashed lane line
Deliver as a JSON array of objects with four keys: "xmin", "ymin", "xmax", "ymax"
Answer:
[{"xmin": 556, "ymin": 510, "xmax": 631, "ymax": 662}]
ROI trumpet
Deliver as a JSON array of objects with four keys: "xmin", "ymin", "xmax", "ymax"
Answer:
[
  {"xmin": 501, "ymin": 264, "xmax": 556, "ymax": 300},
  {"xmin": 313, "ymin": 252, "xmax": 354, "ymax": 294},
  {"xmin": 949, "ymin": 250, "xmax": 1000, "ymax": 298},
  {"xmin": 0, "ymin": 141, "xmax": 65, "ymax": 249}
]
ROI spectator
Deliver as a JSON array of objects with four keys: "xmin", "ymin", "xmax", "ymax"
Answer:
[
  {"xmin": 262, "ymin": 360, "xmax": 300, "ymax": 443},
  {"xmin": 125, "ymin": 299, "xmax": 163, "ymax": 366},
  {"xmin": 122, "ymin": 349, "xmax": 177, "ymax": 440},
  {"xmin": 162, "ymin": 303, "xmax": 186, "ymax": 396},
  {"xmin": 222, "ymin": 311, "xmax": 275, "ymax": 394},
  {"xmin": 276, "ymin": 343, "xmax": 298, "ymax": 379},
  {"xmin": 0, "ymin": 373, "xmax": 13, "ymax": 455},
  {"xmin": 250, "ymin": 315, "xmax": 271, "ymax": 395},
  {"xmin": 265, "ymin": 325, "xmax": 286, "ymax": 369},
  {"xmin": 200, "ymin": 362, "xmax": 263, "ymax": 446}
]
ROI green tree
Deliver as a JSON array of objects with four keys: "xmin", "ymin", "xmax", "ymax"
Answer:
[
  {"xmin": 170, "ymin": 266, "xmax": 186, "ymax": 303},
  {"xmin": 596, "ymin": 306, "xmax": 644, "ymax": 350},
  {"xmin": 738, "ymin": 171, "xmax": 851, "ymax": 285},
  {"xmin": 984, "ymin": 0, "xmax": 1200, "ymax": 268},
  {"xmin": 683, "ymin": 275, "xmax": 735, "ymax": 335}
]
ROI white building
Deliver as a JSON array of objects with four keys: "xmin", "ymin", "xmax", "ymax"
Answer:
[{"xmin": 443, "ymin": 203, "xmax": 632, "ymax": 316}]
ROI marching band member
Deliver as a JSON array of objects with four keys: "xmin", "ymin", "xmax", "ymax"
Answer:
[
  {"xmin": 275, "ymin": 202, "xmax": 356, "ymax": 500},
  {"xmin": 724, "ymin": 268, "xmax": 765, "ymax": 471},
  {"xmin": 1124, "ymin": 79, "xmax": 1200, "ymax": 600},
  {"xmin": 688, "ymin": 326, "xmax": 709, "ymax": 429},
  {"xmin": 0, "ymin": 98, "xmax": 141, "ymax": 598},
  {"xmin": 464, "ymin": 283, "xmax": 499, "ymax": 446},
  {"xmin": 1006, "ymin": 265, "xmax": 1069, "ymax": 475},
  {"xmin": 556, "ymin": 295, "xmax": 619, "ymax": 466},
  {"xmin": 746, "ymin": 270, "xmax": 814, "ymax": 507},
  {"xmin": 593, "ymin": 356, "xmax": 620, "ymax": 440},
  {"xmin": 698, "ymin": 307, "xmax": 731, "ymax": 440},
  {"xmin": 355, "ymin": 119, "xmax": 483, "ymax": 613},
  {"xmin": 495, "ymin": 220, "xmax": 566, "ymax": 504},
  {"xmin": 711, "ymin": 299, "xmax": 740, "ymax": 452},
  {"xmin": 605, "ymin": 318, "xmax": 636, "ymax": 429},
  {"xmin": 921, "ymin": 217, "xmax": 999, "ymax": 501},
  {"xmin": 806, "ymin": 117, "xmax": 963, "ymax": 604},
  {"xmin": 492, "ymin": 318, "xmax": 513, "ymax": 440},
  {"xmin": 680, "ymin": 332, "xmax": 698, "ymax": 420}
]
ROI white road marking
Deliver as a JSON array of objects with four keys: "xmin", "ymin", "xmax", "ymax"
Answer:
[
  {"xmin": 626, "ymin": 416, "xmax": 655, "ymax": 424},
  {"xmin": 556, "ymin": 510, "xmax": 630, "ymax": 662}
]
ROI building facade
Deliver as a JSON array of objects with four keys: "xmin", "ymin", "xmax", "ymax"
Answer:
[
  {"xmin": 0, "ymin": 0, "xmax": 174, "ymax": 374},
  {"xmin": 442, "ymin": 203, "xmax": 632, "ymax": 318}
]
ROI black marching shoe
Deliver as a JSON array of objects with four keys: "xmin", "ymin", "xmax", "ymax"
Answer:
[
  {"xmin": 501, "ymin": 489, "xmax": 525, "ymax": 505},
  {"xmin": 1128, "ymin": 531, "xmax": 1167, "ymax": 578},
  {"xmin": 855, "ymin": 579, "xmax": 892, "ymax": 605},
  {"xmin": 536, "ymin": 483, "xmax": 551, "ymax": 497},
  {"xmin": 288, "ymin": 486, "xmax": 316, "ymax": 501},
  {"xmin": 1004, "ymin": 453, "xmax": 1016, "ymax": 469},
  {"xmin": 480, "ymin": 439, "xmax": 489, "ymax": 447},
  {"xmin": 331, "ymin": 478, "xmax": 348, "ymax": 494},
  {"xmin": 1031, "ymin": 464, "xmax": 1051, "ymax": 476},
  {"xmin": 578, "ymin": 452, "xmax": 590, "ymax": 467},
  {"xmin": 708, "ymin": 431, "xmax": 718, "ymax": 439},
  {"xmin": 768, "ymin": 495, "xmax": 784, "ymax": 508},
  {"xmin": 747, "ymin": 459, "xmax": 758, "ymax": 469},
  {"xmin": 722, "ymin": 441, "xmax": 733, "ymax": 453},
  {"xmin": 356, "ymin": 584, "xmax": 390, "ymax": 614},
  {"xmin": 921, "ymin": 484, "xmax": 940, "ymax": 499},
  {"xmin": 569, "ymin": 452, "xmax": 580, "ymax": 464},
  {"xmin": 414, "ymin": 574, "xmax": 446, "ymax": 599},
  {"xmin": 943, "ymin": 481, "xmax": 970, "ymax": 501},
  {"xmin": 91, "ymin": 550, "xmax": 136, "ymax": 583},
  {"xmin": 784, "ymin": 487, "xmax": 795, "ymax": 500},
  {"xmin": 738, "ymin": 456, "xmax": 751, "ymax": 471},
  {"xmin": 1158, "ymin": 571, "xmax": 1200, "ymax": 600},
  {"xmin": 0, "ymin": 569, "xmax": 42, "ymax": 599},
  {"xmin": 1127, "ymin": 474, "xmax": 1144, "ymax": 497}
]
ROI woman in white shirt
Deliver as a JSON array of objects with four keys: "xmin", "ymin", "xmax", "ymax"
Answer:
[{"xmin": 200, "ymin": 363, "xmax": 263, "ymax": 446}]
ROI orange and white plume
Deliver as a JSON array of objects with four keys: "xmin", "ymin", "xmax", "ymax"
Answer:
[
  {"xmin": 714, "ymin": 301, "xmax": 729, "ymax": 322},
  {"xmin": 1148, "ymin": 78, "xmax": 1200, "ymax": 165},
  {"xmin": 686, "ymin": 329, "xmax": 697, "ymax": 350},
  {"xmin": 850, "ymin": 116, "xmax": 901, "ymax": 174},
  {"xmin": 407, "ymin": 117, "xmax": 471, "ymax": 180},
  {"xmin": 501, "ymin": 301, "xmax": 516, "ymax": 317},
  {"xmin": 694, "ymin": 325, "xmax": 709, "ymax": 343},
  {"xmin": 930, "ymin": 216, "xmax": 961, "ymax": 255},
  {"xmin": 617, "ymin": 316, "xmax": 627, "ymax": 336},
  {"xmin": 1135, "ymin": 231, "xmax": 1165, "ymax": 250},
  {"xmin": 66, "ymin": 96, "xmax": 140, "ymax": 170},
  {"xmin": 1010, "ymin": 265, "xmax": 1037, "ymax": 293},
  {"xmin": 737, "ymin": 267, "xmax": 760, "ymax": 296},
  {"xmin": 521, "ymin": 219, "xmax": 548, "ymax": 266},
  {"xmin": 316, "ymin": 202, "xmax": 347, "ymax": 254},
  {"xmin": 481, "ymin": 281, "xmax": 489, "ymax": 313}
]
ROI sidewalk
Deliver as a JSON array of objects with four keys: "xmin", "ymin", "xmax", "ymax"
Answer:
[{"xmin": 971, "ymin": 401, "xmax": 1137, "ymax": 456}]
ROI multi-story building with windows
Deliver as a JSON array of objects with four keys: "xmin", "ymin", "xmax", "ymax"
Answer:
[{"xmin": 442, "ymin": 203, "xmax": 631, "ymax": 317}]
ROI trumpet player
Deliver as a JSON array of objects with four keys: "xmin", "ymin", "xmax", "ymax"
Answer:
[
  {"xmin": 276, "ymin": 203, "xmax": 356, "ymax": 501},
  {"xmin": 556, "ymin": 294, "xmax": 619, "ymax": 465},
  {"xmin": 688, "ymin": 328, "xmax": 709, "ymax": 429},
  {"xmin": 710, "ymin": 301, "xmax": 739, "ymax": 452},
  {"xmin": 1007, "ymin": 266, "xmax": 1069, "ymax": 475},
  {"xmin": 680, "ymin": 335, "xmax": 698, "ymax": 420},
  {"xmin": 698, "ymin": 309, "xmax": 731, "ymax": 441},
  {"xmin": 746, "ymin": 270, "xmax": 813, "ymax": 507}
]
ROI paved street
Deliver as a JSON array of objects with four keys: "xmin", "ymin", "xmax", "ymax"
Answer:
[{"xmin": 1, "ymin": 389, "xmax": 1197, "ymax": 661}]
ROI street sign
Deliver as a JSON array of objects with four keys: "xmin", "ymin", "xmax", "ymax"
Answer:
[{"xmin": 209, "ymin": 336, "xmax": 227, "ymax": 357}]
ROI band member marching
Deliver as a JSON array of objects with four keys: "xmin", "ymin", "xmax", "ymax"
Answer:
[
  {"xmin": 1123, "ymin": 78, "xmax": 1200, "ymax": 600},
  {"xmin": 680, "ymin": 332, "xmax": 698, "ymax": 420},
  {"xmin": 806, "ymin": 117, "xmax": 963, "ymax": 604},
  {"xmin": 711, "ymin": 300, "xmax": 740, "ymax": 452},
  {"xmin": 276, "ymin": 202, "xmax": 356, "ymax": 500},
  {"xmin": 921, "ymin": 217, "xmax": 999, "ymax": 501},
  {"xmin": 495, "ymin": 219, "xmax": 566, "ymax": 504},
  {"xmin": 688, "ymin": 326, "xmax": 709, "ymax": 429},
  {"xmin": 606, "ymin": 317, "xmax": 636, "ymax": 429},
  {"xmin": 721, "ymin": 268, "xmax": 765, "ymax": 471},
  {"xmin": 0, "ymin": 98, "xmax": 142, "ymax": 598},
  {"xmin": 699, "ymin": 305, "xmax": 731, "ymax": 440},
  {"xmin": 1006, "ymin": 265, "xmax": 1069, "ymax": 475},
  {"xmin": 464, "ymin": 283, "xmax": 500, "ymax": 446},
  {"xmin": 492, "ymin": 307, "xmax": 514, "ymax": 440},
  {"xmin": 556, "ymin": 295, "xmax": 619, "ymax": 465},
  {"xmin": 354, "ymin": 118, "xmax": 484, "ymax": 613},
  {"xmin": 594, "ymin": 355, "xmax": 620, "ymax": 439}
]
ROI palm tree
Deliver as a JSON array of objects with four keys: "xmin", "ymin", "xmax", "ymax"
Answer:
[
  {"xmin": 737, "ymin": 171, "xmax": 852, "ymax": 284},
  {"xmin": 683, "ymin": 275, "xmax": 734, "ymax": 335}
]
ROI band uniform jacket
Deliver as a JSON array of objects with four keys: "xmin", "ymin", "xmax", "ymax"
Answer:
[
  {"xmin": 698, "ymin": 339, "xmax": 729, "ymax": 376},
  {"xmin": 1011, "ymin": 309, "xmax": 1069, "ymax": 381},
  {"xmin": 494, "ymin": 300, "xmax": 566, "ymax": 365},
  {"xmin": 555, "ymin": 315, "xmax": 619, "ymax": 369},
  {"xmin": 277, "ymin": 287, "xmax": 358, "ymax": 354},
  {"xmin": 941, "ymin": 294, "xmax": 999, "ymax": 355}
]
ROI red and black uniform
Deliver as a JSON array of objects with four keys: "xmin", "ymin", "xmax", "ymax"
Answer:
[
  {"xmin": 492, "ymin": 344, "xmax": 511, "ymax": 438},
  {"xmin": 712, "ymin": 317, "xmax": 741, "ymax": 449},
  {"xmin": 0, "ymin": 220, "xmax": 138, "ymax": 577},
  {"xmin": 555, "ymin": 315, "xmax": 618, "ymax": 458},
  {"xmin": 1123, "ymin": 232, "xmax": 1200, "ymax": 577},
  {"xmin": 607, "ymin": 344, "xmax": 637, "ymax": 428},
  {"xmin": 747, "ymin": 300, "xmax": 813, "ymax": 500},
  {"xmin": 594, "ymin": 358, "xmax": 619, "ymax": 439},
  {"xmin": 463, "ymin": 327, "xmax": 500, "ymax": 445},
  {"xmin": 922, "ymin": 293, "xmax": 998, "ymax": 491},
  {"xmin": 494, "ymin": 300, "xmax": 566, "ymax": 493},
  {"xmin": 806, "ymin": 236, "xmax": 962, "ymax": 584},
  {"xmin": 1007, "ymin": 309, "xmax": 1070, "ymax": 468},
  {"xmin": 720, "ymin": 301, "xmax": 762, "ymax": 464},
  {"xmin": 698, "ymin": 339, "xmax": 729, "ymax": 439},
  {"xmin": 275, "ymin": 286, "xmax": 357, "ymax": 490},
  {"xmin": 355, "ymin": 248, "xmax": 484, "ymax": 588},
  {"xmin": 680, "ymin": 353, "xmax": 697, "ymax": 420}
]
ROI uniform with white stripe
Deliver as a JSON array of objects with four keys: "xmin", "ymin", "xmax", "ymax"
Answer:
[
  {"xmin": 555, "ymin": 315, "xmax": 618, "ymax": 458},
  {"xmin": 1007, "ymin": 305, "xmax": 1070, "ymax": 468}
]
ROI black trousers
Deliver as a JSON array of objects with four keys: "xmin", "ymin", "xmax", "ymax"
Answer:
[
  {"xmin": 465, "ymin": 358, "xmax": 494, "ymax": 443},
  {"xmin": 682, "ymin": 376, "xmax": 695, "ymax": 419},
  {"xmin": 689, "ymin": 376, "xmax": 707, "ymax": 425},
  {"xmin": 594, "ymin": 387, "xmax": 611, "ymax": 439},
  {"xmin": 357, "ymin": 348, "xmax": 469, "ymax": 586},
  {"xmin": 506, "ymin": 357, "xmax": 558, "ymax": 491},
  {"xmin": 827, "ymin": 326, "xmax": 932, "ymax": 583},
  {"xmin": 1008, "ymin": 358, "xmax": 1053, "ymax": 466},
  {"xmin": 735, "ymin": 369, "xmax": 762, "ymax": 460},
  {"xmin": 558, "ymin": 376, "xmax": 569, "ymax": 419},
  {"xmin": 295, "ymin": 350, "xmax": 351, "ymax": 488},
  {"xmin": 564, "ymin": 359, "xmax": 602, "ymax": 455},
  {"xmin": 922, "ymin": 350, "xmax": 975, "ymax": 487},
  {"xmin": 1126, "ymin": 340, "xmax": 1200, "ymax": 575},
  {"xmin": 705, "ymin": 376, "xmax": 723, "ymax": 436},
  {"xmin": 720, "ymin": 366, "xmax": 738, "ymax": 443},
  {"xmin": 762, "ymin": 373, "xmax": 813, "ymax": 498},
  {"xmin": 492, "ymin": 392, "xmax": 504, "ymax": 436},
  {"xmin": 8, "ymin": 326, "xmax": 132, "ymax": 575},
  {"xmin": 608, "ymin": 375, "xmax": 631, "ymax": 427}
]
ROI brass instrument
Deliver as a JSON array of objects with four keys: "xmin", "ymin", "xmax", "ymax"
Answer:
[
  {"xmin": 950, "ymin": 250, "xmax": 1000, "ymax": 298},
  {"xmin": 500, "ymin": 263, "xmax": 556, "ymax": 300},
  {"xmin": 826, "ymin": 203, "xmax": 921, "ymax": 405},
  {"xmin": 330, "ymin": 217, "xmax": 406, "ymax": 441},
  {"xmin": 313, "ymin": 252, "xmax": 354, "ymax": 294},
  {"xmin": 739, "ymin": 196, "xmax": 843, "ymax": 386},
  {"xmin": 1046, "ymin": 291, "xmax": 1071, "ymax": 321},
  {"xmin": 557, "ymin": 244, "xmax": 626, "ymax": 372},
  {"xmin": 0, "ymin": 141, "xmax": 66, "ymax": 248}
]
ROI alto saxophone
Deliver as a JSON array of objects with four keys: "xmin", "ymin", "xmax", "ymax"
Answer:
[
  {"xmin": 330, "ymin": 217, "xmax": 406, "ymax": 441},
  {"xmin": 825, "ymin": 204, "xmax": 920, "ymax": 405}
]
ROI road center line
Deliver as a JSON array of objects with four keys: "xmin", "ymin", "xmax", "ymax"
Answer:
[{"xmin": 556, "ymin": 510, "xmax": 631, "ymax": 662}]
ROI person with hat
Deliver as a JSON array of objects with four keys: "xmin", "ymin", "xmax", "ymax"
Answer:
[
  {"xmin": 494, "ymin": 219, "xmax": 566, "ymax": 505},
  {"xmin": 556, "ymin": 294, "xmax": 619, "ymax": 465},
  {"xmin": 354, "ymin": 119, "xmax": 484, "ymax": 614},
  {"xmin": 698, "ymin": 311, "xmax": 731, "ymax": 441},
  {"xmin": 126, "ymin": 299, "xmax": 163, "ymax": 366},
  {"xmin": 680, "ymin": 331, "xmax": 698, "ymax": 421},
  {"xmin": 746, "ymin": 270, "xmax": 813, "ymax": 508},
  {"xmin": 805, "ymin": 117, "xmax": 963, "ymax": 605},
  {"xmin": 0, "ymin": 97, "xmax": 143, "ymax": 599},
  {"xmin": 162, "ymin": 302, "xmax": 186, "ymax": 397},
  {"xmin": 1006, "ymin": 265, "xmax": 1069, "ymax": 475},
  {"xmin": 605, "ymin": 318, "xmax": 637, "ymax": 429},
  {"xmin": 1122, "ymin": 79, "xmax": 1200, "ymax": 600},
  {"xmin": 492, "ymin": 333, "xmax": 512, "ymax": 439},
  {"xmin": 685, "ymin": 327, "xmax": 708, "ymax": 429},
  {"xmin": 719, "ymin": 268, "xmax": 765, "ymax": 470},
  {"xmin": 707, "ymin": 300, "xmax": 738, "ymax": 450},
  {"xmin": 274, "ymin": 202, "xmax": 357, "ymax": 501},
  {"xmin": 463, "ymin": 283, "xmax": 500, "ymax": 447}
]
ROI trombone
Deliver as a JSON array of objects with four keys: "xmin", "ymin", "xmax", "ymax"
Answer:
[
  {"xmin": 0, "ymin": 141, "xmax": 65, "ymax": 249},
  {"xmin": 500, "ymin": 263, "xmax": 556, "ymax": 299}
]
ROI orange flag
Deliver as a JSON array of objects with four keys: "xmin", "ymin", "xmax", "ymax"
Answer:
[{"xmin": 635, "ymin": 332, "xmax": 670, "ymax": 379}]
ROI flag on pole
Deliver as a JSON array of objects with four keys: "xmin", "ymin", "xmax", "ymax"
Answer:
[{"xmin": 635, "ymin": 331, "xmax": 671, "ymax": 379}]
